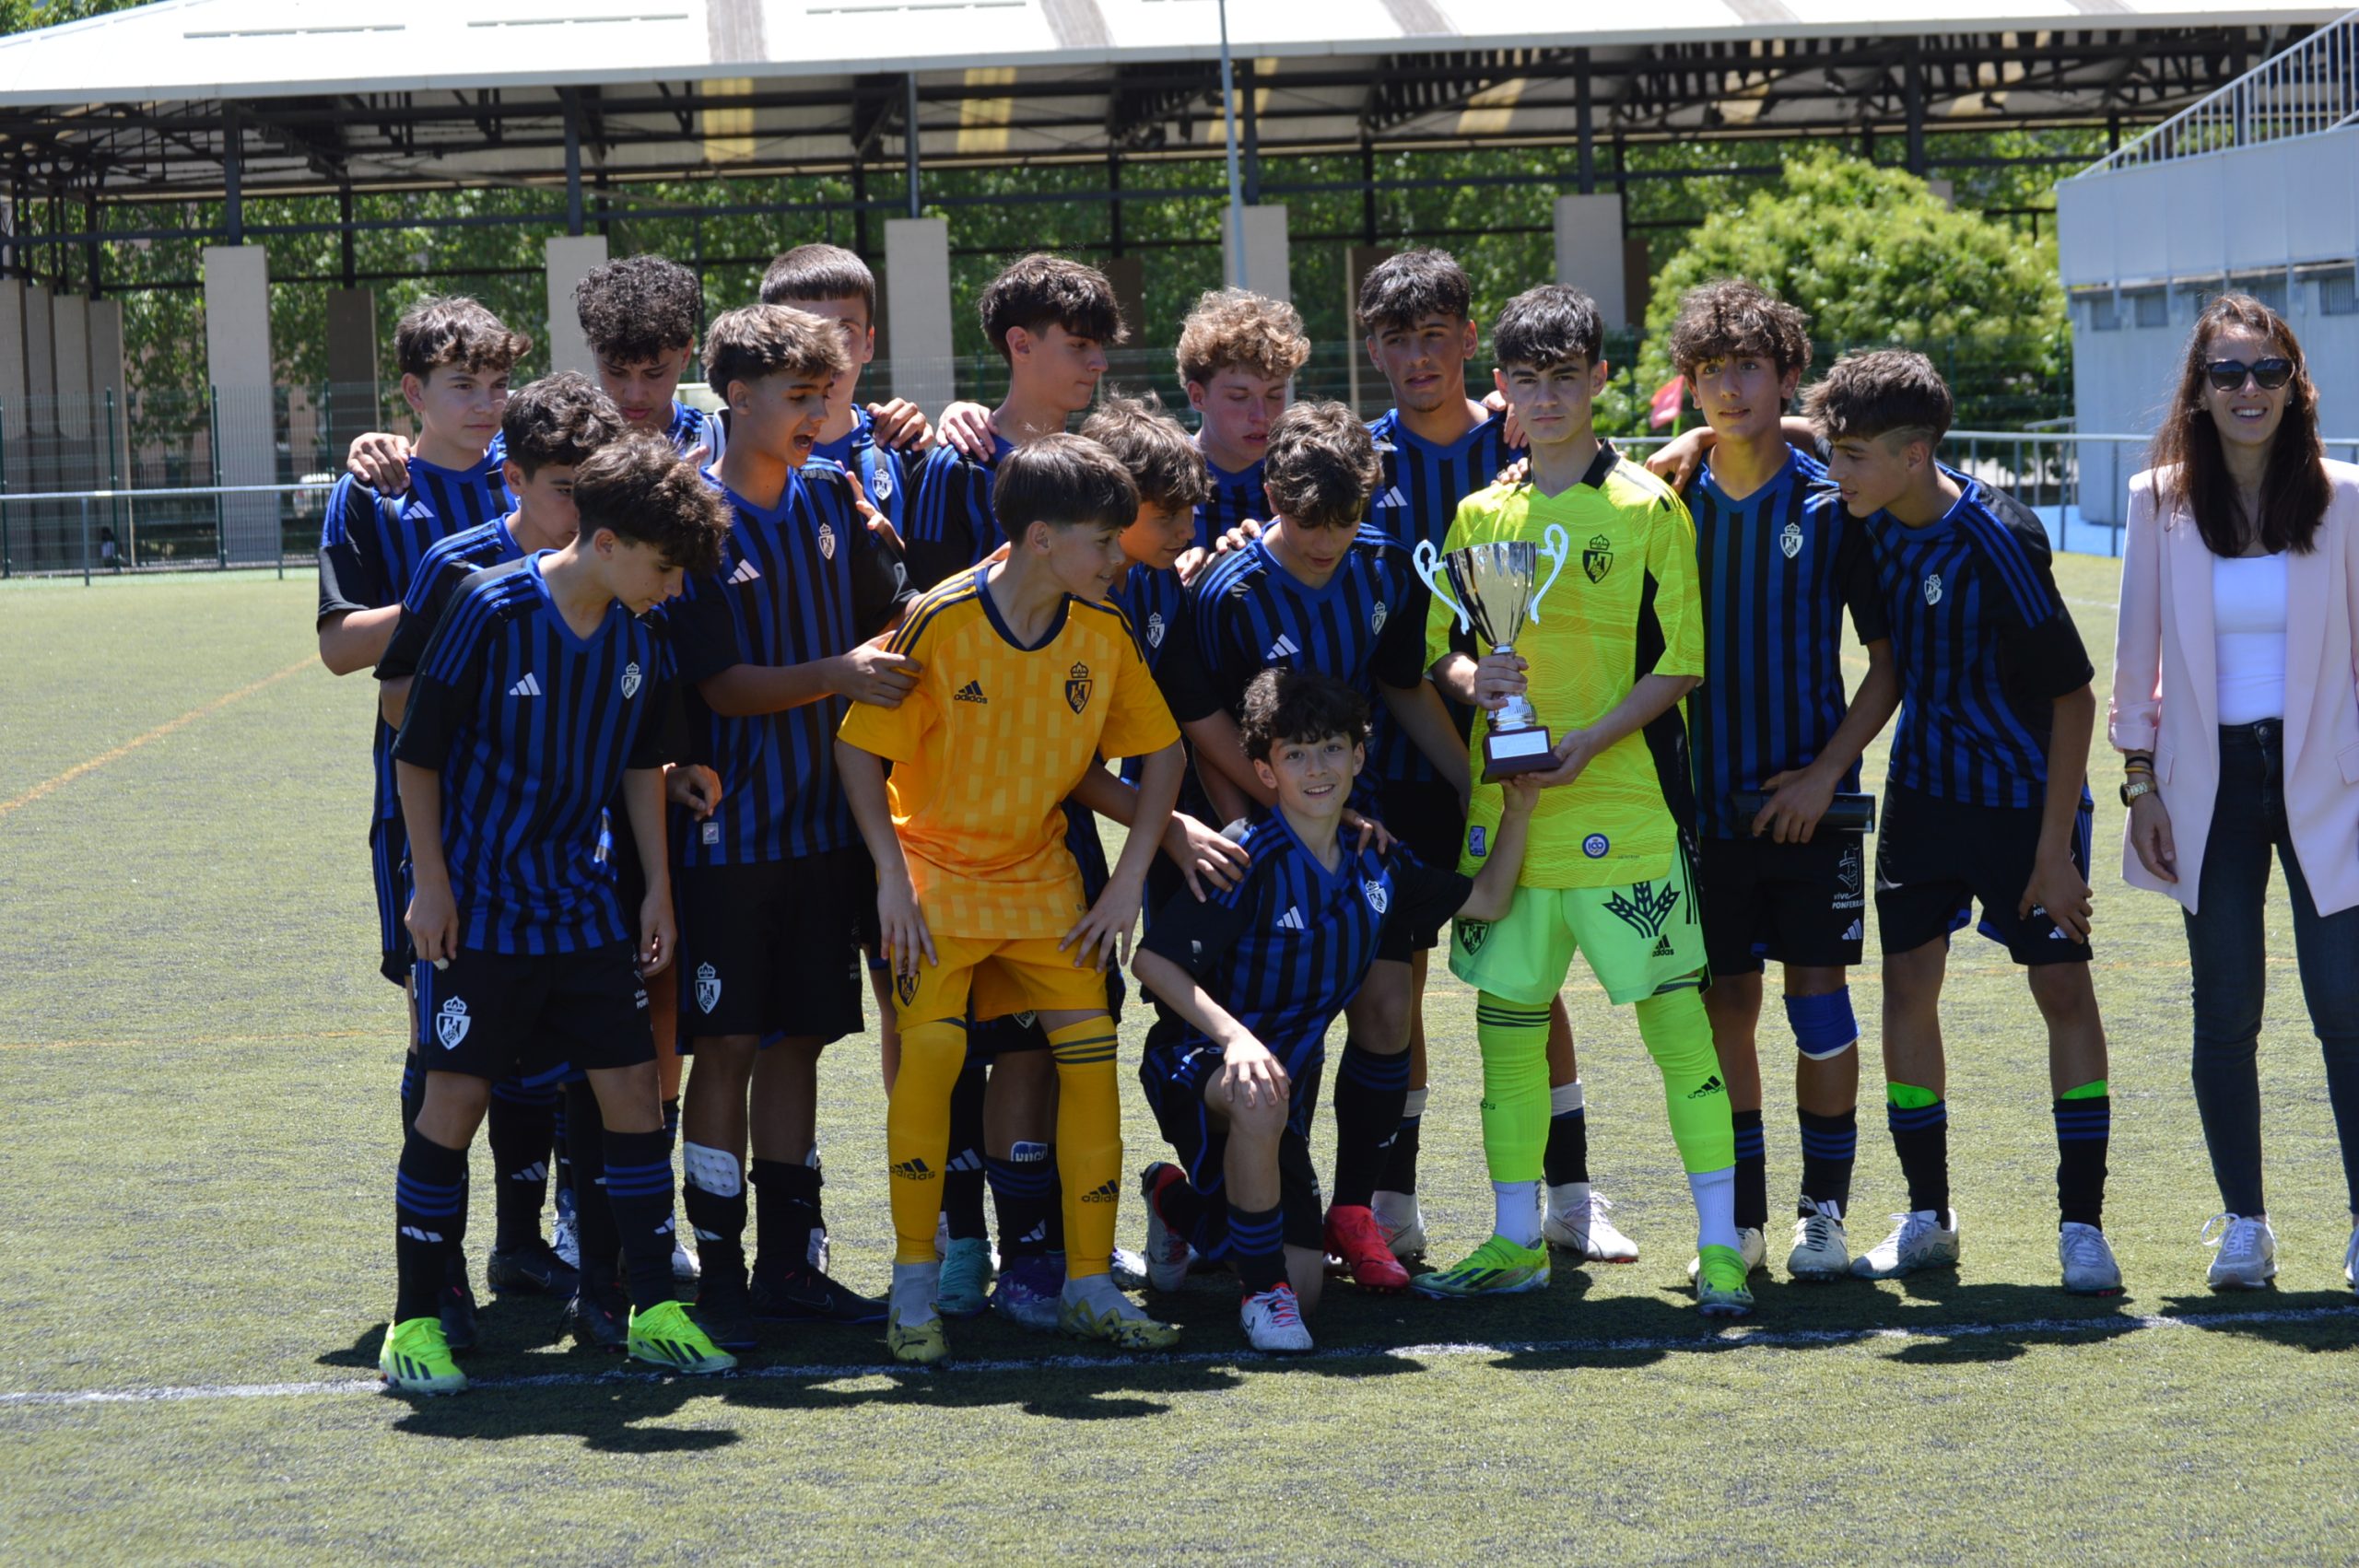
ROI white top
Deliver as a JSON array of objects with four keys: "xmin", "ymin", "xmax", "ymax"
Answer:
[{"xmin": 2212, "ymin": 551, "xmax": 2289, "ymax": 725}]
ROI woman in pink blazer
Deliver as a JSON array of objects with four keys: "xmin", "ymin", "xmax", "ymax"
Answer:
[{"xmin": 2110, "ymin": 293, "xmax": 2359, "ymax": 1296}]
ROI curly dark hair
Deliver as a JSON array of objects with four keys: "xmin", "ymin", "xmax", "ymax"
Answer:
[
  {"xmin": 979, "ymin": 253, "xmax": 1126, "ymax": 360},
  {"xmin": 1262, "ymin": 402, "xmax": 1379, "ymax": 529},
  {"xmin": 1176, "ymin": 288, "xmax": 1310, "ymax": 389},
  {"xmin": 395, "ymin": 296, "xmax": 530, "ymax": 380},
  {"xmin": 499, "ymin": 371, "xmax": 627, "ymax": 477},
  {"xmin": 1493, "ymin": 285, "xmax": 1603, "ymax": 373},
  {"xmin": 1356, "ymin": 248, "xmax": 1472, "ymax": 337},
  {"xmin": 992, "ymin": 433, "xmax": 1140, "ymax": 537},
  {"xmin": 1802, "ymin": 349, "xmax": 1953, "ymax": 448},
  {"xmin": 570, "ymin": 432, "xmax": 728, "ymax": 576},
  {"xmin": 574, "ymin": 254, "xmax": 702, "ymax": 366},
  {"xmin": 1079, "ymin": 393, "xmax": 1212, "ymax": 516},
  {"xmin": 2147, "ymin": 292, "xmax": 2330, "ymax": 557},
  {"xmin": 1239, "ymin": 666, "xmax": 1369, "ymax": 763},
  {"xmin": 700, "ymin": 305, "xmax": 851, "ymax": 400},
  {"xmin": 1666, "ymin": 279, "xmax": 1813, "ymax": 381}
]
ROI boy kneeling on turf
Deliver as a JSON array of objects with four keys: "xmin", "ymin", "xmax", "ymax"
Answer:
[
  {"xmin": 1133, "ymin": 669, "xmax": 1532, "ymax": 1352},
  {"xmin": 383, "ymin": 433, "xmax": 734, "ymax": 1394},
  {"xmin": 838, "ymin": 434, "xmax": 1189, "ymax": 1365}
]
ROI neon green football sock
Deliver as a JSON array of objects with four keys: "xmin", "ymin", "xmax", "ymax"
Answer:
[
  {"xmin": 1474, "ymin": 995, "xmax": 1552, "ymax": 1185},
  {"xmin": 1636, "ymin": 987, "xmax": 1736, "ymax": 1175}
]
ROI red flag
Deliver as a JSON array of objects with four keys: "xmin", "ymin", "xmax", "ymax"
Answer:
[{"xmin": 1649, "ymin": 375, "xmax": 1685, "ymax": 429}]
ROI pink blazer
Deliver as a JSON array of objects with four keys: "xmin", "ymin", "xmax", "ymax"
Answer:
[{"xmin": 2108, "ymin": 460, "xmax": 2359, "ymax": 916}]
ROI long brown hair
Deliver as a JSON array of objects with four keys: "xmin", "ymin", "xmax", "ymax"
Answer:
[{"xmin": 2148, "ymin": 293, "xmax": 2330, "ymax": 556}]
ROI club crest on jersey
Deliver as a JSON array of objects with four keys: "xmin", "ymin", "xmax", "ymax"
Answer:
[
  {"xmin": 1065, "ymin": 661, "xmax": 1093, "ymax": 714},
  {"xmin": 1582, "ymin": 833, "xmax": 1610, "ymax": 859},
  {"xmin": 1370, "ymin": 600, "xmax": 1389, "ymax": 634},
  {"xmin": 1468, "ymin": 825, "xmax": 1487, "ymax": 859},
  {"xmin": 870, "ymin": 462, "xmax": 893, "ymax": 502},
  {"xmin": 1779, "ymin": 521, "xmax": 1803, "ymax": 559},
  {"xmin": 1146, "ymin": 611, "xmax": 1167, "ymax": 649},
  {"xmin": 695, "ymin": 962, "xmax": 721, "ymax": 1014},
  {"xmin": 1583, "ymin": 533, "xmax": 1614, "ymax": 584},
  {"xmin": 1923, "ymin": 572, "xmax": 1943, "ymax": 605},
  {"xmin": 1457, "ymin": 919, "xmax": 1490, "ymax": 954},
  {"xmin": 896, "ymin": 971, "xmax": 919, "ymax": 1008},
  {"xmin": 817, "ymin": 521, "xmax": 838, "ymax": 561},
  {"xmin": 621, "ymin": 661, "xmax": 642, "ymax": 698},
  {"xmin": 435, "ymin": 997, "xmax": 471, "ymax": 1050},
  {"xmin": 1365, "ymin": 880, "xmax": 1390, "ymax": 914}
]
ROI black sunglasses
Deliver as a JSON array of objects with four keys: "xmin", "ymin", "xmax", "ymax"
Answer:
[{"xmin": 2206, "ymin": 357, "xmax": 2294, "ymax": 392}]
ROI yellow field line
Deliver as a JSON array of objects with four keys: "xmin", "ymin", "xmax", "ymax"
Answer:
[{"xmin": 0, "ymin": 654, "xmax": 316, "ymax": 823}]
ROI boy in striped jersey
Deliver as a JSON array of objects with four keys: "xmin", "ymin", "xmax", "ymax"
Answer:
[
  {"xmin": 667, "ymin": 306, "xmax": 917, "ymax": 1345},
  {"xmin": 1669, "ymin": 282, "xmax": 1902, "ymax": 1283},
  {"xmin": 1178, "ymin": 288, "xmax": 1306, "ymax": 560},
  {"xmin": 1187, "ymin": 401, "xmax": 1473, "ymax": 1292},
  {"xmin": 839, "ymin": 435, "xmax": 1188, "ymax": 1364},
  {"xmin": 316, "ymin": 297, "xmax": 526, "ymax": 1347},
  {"xmin": 1422, "ymin": 284, "xmax": 1747, "ymax": 1315},
  {"xmin": 1134, "ymin": 669, "xmax": 1533, "ymax": 1350},
  {"xmin": 1809, "ymin": 351, "xmax": 2119, "ymax": 1294},
  {"xmin": 383, "ymin": 434, "xmax": 734, "ymax": 1394}
]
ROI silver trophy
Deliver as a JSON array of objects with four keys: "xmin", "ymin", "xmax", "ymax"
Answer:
[{"xmin": 1416, "ymin": 524, "xmax": 1571, "ymax": 781}]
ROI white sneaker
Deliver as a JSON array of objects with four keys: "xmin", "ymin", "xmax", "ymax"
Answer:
[
  {"xmin": 2059, "ymin": 1221, "xmax": 2123, "ymax": 1294},
  {"xmin": 1850, "ymin": 1210, "xmax": 1961, "ymax": 1279},
  {"xmin": 1786, "ymin": 1202, "xmax": 1851, "ymax": 1281},
  {"xmin": 671, "ymin": 1235, "xmax": 701, "ymax": 1283},
  {"xmin": 551, "ymin": 1189, "xmax": 581, "ymax": 1272},
  {"xmin": 1370, "ymin": 1189, "xmax": 1427, "ymax": 1261},
  {"xmin": 1543, "ymin": 1184, "xmax": 1639, "ymax": 1262},
  {"xmin": 1687, "ymin": 1226, "xmax": 1766, "ymax": 1281},
  {"xmin": 1239, "ymin": 1283, "xmax": 1314, "ymax": 1353},
  {"xmin": 2201, "ymin": 1212, "xmax": 2278, "ymax": 1290},
  {"xmin": 1141, "ymin": 1165, "xmax": 1195, "ymax": 1292}
]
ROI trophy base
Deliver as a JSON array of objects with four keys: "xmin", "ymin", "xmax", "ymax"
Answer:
[{"xmin": 1482, "ymin": 725, "xmax": 1555, "ymax": 782}]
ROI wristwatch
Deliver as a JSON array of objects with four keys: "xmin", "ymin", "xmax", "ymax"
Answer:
[{"xmin": 2119, "ymin": 777, "xmax": 2158, "ymax": 807}]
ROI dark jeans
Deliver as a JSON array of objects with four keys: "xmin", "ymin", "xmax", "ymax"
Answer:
[{"xmin": 2184, "ymin": 720, "xmax": 2359, "ymax": 1216}]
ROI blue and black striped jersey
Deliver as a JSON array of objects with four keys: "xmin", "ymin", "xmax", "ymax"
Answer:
[
  {"xmin": 1688, "ymin": 450, "xmax": 1888, "ymax": 840},
  {"xmin": 1142, "ymin": 815, "xmax": 1467, "ymax": 1110},
  {"xmin": 377, "ymin": 515, "xmax": 522, "ymax": 685},
  {"xmin": 1365, "ymin": 407, "xmax": 1516, "ymax": 555},
  {"xmin": 1193, "ymin": 455, "xmax": 1267, "ymax": 556},
  {"xmin": 1863, "ymin": 474, "xmax": 2094, "ymax": 808},
  {"xmin": 907, "ymin": 431, "xmax": 1013, "ymax": 591},
  {"xmin": 392, "ymin": 555, "xmax": 673, "ymax": 955},
  {"xmin": 668, "ymin": 460, "xmax": 913, "ymax": 864},
  {"xmin": 705, "ymin": 404, "xmax": 912, "ymax": 539},
  {"xmin": 1109, "ymin": 559, "xmax": 1217, "ymax": 792},
  {"xmin": 1189, "ymin": 526, "xmax": 1430, "ymax": 811},
  {"xmin": 661, "ymin": 399, "xmax": 712, "ymax": 458},
  {"xmin": 318, "ymin": 456, "xmax": 511, "ymax": 827}
]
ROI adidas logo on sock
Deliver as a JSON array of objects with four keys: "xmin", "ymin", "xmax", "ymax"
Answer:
[
  {"xmin": 727, "ymin": 558, "xmax": 762, "ymax": 585},
  {"xmin": 1275, "ymin": 905, "xmax": 1307, "ymax": 931},
  {"xmin": 398, "ymin": 1225, "xmax": 445, "ymax": 1243},
  {"xmin": 890, "ymin": 1157, "xmax": 933, "ymax": 1180},
  {"xmin": 1686, "ymin": 1074, "xmax": 1726, "ymax": 1100},
  {"xmin": 1264, "ymin": 633, "xmax": 1300, "ymax": 661},
  {"xmin": 507, "ymin": 1161, "xmax": 548, "ymax": 1183},
  {"xmin": 506, "ymin": 673, "xmax": 542, "ymax": 697},
  {"xmin": 1082, "ymin": 1178, "xmax": 1121, "ymax": 1202},
  {"xmin": 947, "ymin": 1149, "xmax": 983, "ymax": 1172},
  {"xmin": 955, "ymin": 679, "xmax": 988, "ymax": 704}
]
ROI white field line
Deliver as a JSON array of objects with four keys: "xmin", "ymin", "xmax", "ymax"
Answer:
[{"xmin": 3, "ymin": 1304, "xmax": 2349, "ymax": 1410}]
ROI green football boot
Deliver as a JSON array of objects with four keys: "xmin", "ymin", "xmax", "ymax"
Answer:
[
  {"xmin": 1696, "ymin": 1243, "xmax": 1757, "ymax": 1317},
  {"xmin": 1410, "ymin": 1234, "xmax": 1552, "ymax": 1298},
  {"xmin": 380, "ymin": 1316, "xmax": 467, "ymax": 1397},
  {"xmin": 627, "ymin": 1300, "xmax": 738, "ymax": 1375}
]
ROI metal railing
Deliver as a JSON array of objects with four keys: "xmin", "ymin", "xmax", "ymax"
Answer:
[{"xmin": 2076, "ymin": 10, "xmax": 2359, "ymax": 176}]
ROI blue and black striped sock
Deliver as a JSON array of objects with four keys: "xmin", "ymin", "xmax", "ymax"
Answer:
[
  {"xmin": 487, "ymin": 1077, "xmax": 557, "ymax": 1251},
  {"xmin": 1731, "ymin": 1107, "xmax": 1767, "ymax": 1231},
  {"xmin": 1797, "ymin": 1106, "xmax": 1858, "ymax": 1216},
  {"xmin": 987, "ymin": 1142, "xmax": 1056, "ymax": 1258},
  {"xmin": 2054, "ymin": 1084, "xmax": 2111, "ymax": 1229},
  {"xmin": 1886, "ymin": 1088, "xmax": 1950, "ymax": 1217},
  {"xmin": 602, "ymin": 1126, "xmax": 680, "ymax": 1312},
  {"xmin": 1331, "ymin": 1039, "xmax": 1410, "ymax": 1209},
  {"xmin": 1229, "ymin": 1203, "xmax": 1286, "ymax": 1296},
  {"xmin": 393, "ymin": 1126, "xmax": 467, "ymax": 1325}
]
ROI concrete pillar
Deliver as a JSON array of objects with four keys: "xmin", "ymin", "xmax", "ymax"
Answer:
[
  {"xmin": 1223, "ymin": 204, "xmax": 1290, "ymax": 302},
  {"xmin": 21, "ymin": 283, "xmax": 56, "ymax": 560},
  {"xmin": 1100, "ymin": 255, "xmax": 1146, "ymax": 358},
  {"xmin": 325, "ymin": 287, "xmax": 380, "ymax": 458},
  {"xmin": 1554, "ymin": 193, "xmax": 1629, "ymax": 329},
  {"xmin": 22, "ymin": 282, "xmax": 53, "ymax": 404},
  {"xmin": 883, "ymin": 216, "xmax": 955, "ymax": 418},
  {"xmin": 545, "ymin": 234, "xmax": 609, "ymax": 377},
  {"xmin": 88, "ymin": 296, "xmax": 128, "ymax": 561},
  {"xmin": 51, "ymin": 293, "xmax": 88, "ymax": 442},
  {"xmin": 0, "ymin": 278, "xmax": 22, "ymax": 569},
  {"xmin": 1345, "ymin": 244, "xmax": 1398, "ymax": 416},
  {"xmin": 203, "ymin": 244, "xmax": 278, "ymax": 565}
]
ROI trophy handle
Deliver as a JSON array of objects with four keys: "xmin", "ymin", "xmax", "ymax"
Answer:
[
  {"xmin": 1527, "ymin": 524, "xmax": 1572, "ymax": 622},
  {"xmin": 1414, "ymin": 540, "xmax": 1469, "ymax": 633}
]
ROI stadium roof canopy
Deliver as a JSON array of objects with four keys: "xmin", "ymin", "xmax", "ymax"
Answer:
[{"xmin": 0, "ymin": 0, "xmax": 2341, "ymax": 211}]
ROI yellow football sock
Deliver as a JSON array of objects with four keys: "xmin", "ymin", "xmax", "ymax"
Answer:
[
  {"xmin": 1474, "ymin": 994, "xmax": 1553, "ymax": 1184},
  {"xmin": 1048, "ymin": 1015, "xmax": 1121, "ymax": 1280},
  {"xmin": 886, "ymin": 1017, "xmax": 968, "ymax": 1265},
  {"xmin": 1636, "ymin": 987, "xmax": 1737, "ymax": 1175}
]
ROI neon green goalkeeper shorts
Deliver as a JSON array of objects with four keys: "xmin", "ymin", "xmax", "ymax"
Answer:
[{"xmin": 1449, "ymin": 851, "xmax": 1706, "ymax": 1007}]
